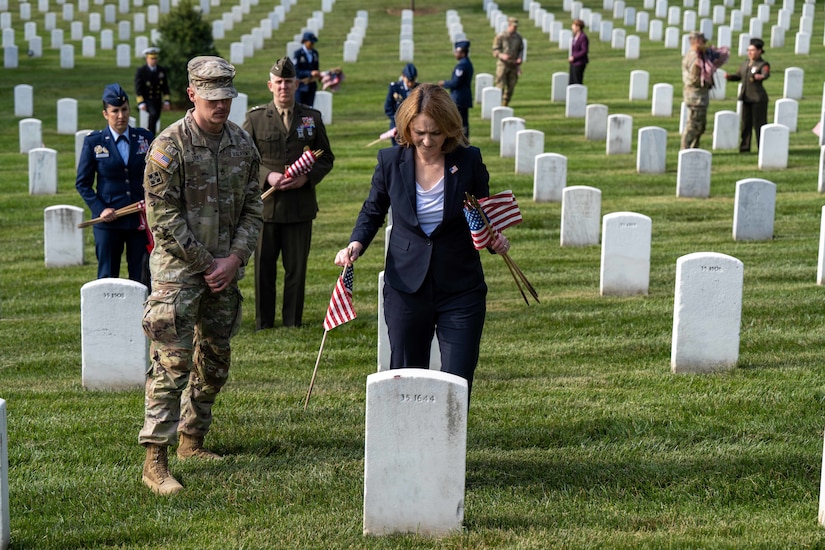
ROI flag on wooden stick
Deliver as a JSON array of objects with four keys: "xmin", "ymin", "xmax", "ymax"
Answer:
[
  {"xmin": 323, "ymin": 265, "xmax": 357, "ymax": 331},
  {"xmin": 305, "ymin": 265, "xmax": 358, "ymax": 410}
]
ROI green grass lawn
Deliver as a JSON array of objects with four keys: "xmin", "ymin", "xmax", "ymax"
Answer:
[{"xmin": 2, "ymin": 0, "xmax": 825, "ymax": 547}]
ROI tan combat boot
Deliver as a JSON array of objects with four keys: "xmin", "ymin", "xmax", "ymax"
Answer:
[
  {"xmin": 142, "ymin": 445, "xmax": 183, "ymax": 495},
  {"xmin": 177, "ymin": 433, "xmax": 223, "ymax": 460}
]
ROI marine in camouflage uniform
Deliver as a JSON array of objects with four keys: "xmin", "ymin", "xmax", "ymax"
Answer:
[
  {"xmin": 139, "ymin": 56, "xmax": 263, "ymax": 496},
  {"xmin": 681, "ymin": 32, "xmax": 713, "ymax": 149},
  {"xmin": 492, "ymin": 17, "xmax": 523, "ymax": 106}
]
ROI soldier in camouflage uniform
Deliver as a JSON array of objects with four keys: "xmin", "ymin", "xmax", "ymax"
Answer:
[
  {"xmin": 139, "ymin": 56, "xmax": 263, "ymax": 496},
  {"xmin": 681, "ymin": 31, "xmax": 713, "ymax": 149},
  {"xmin": 492, "ymin": 17, "xmax": 523, "ymax": 106}
]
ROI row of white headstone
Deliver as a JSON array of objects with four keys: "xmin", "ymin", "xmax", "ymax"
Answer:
[{"xmin": 342, "ymin": 10, "xmax": 368, "ymax": 63}]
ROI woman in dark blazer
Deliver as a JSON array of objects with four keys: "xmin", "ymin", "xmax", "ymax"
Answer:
[
  {"xmin": 334, "ymin": 84, "xmax": 509, "ymax": 396},
  {"xmin": 725, "ymin": 38, "xmax": 770, "ymax": 153},
  {"xmin": 568, "ymin": 19, "xmax": 589, "ymax": 85}
]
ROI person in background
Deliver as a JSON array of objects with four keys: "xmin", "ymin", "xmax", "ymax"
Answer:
[
  {"xmin": 568, "ymin": 19, "xmax": 589, "ymax": 85},
  {"xmin": 725, "ymin": 38, "xmax": 770, "ymax": 153},
  {"xmin": 681, "ymin": 31, "xmax": 713, "ymax": 149},
  {"xmin": 384, "ymin": 63, "xmax": 418, "ymax": 145},
  {"xmin": 139, "ymin": 56, "xmax": 263, "ymax": 496},
  {"xmin": 134, "ymin": 47, "xmax": 171, "ymax": 133},
  {"xmin": 76, "ymin": 83, "xmax": 153, "ymax": 286},
  {"xmin": 438, "ymin": 41, "xmax": 474, "ymax": 139},
  {"xmin": 333, "ymin": 84, "xmax": 509, "ymax": 399},
  {"xmin": 243, "ymin": 56, "xmax": 335, "ymax": 329},
  {"xmin": 294, "ymin": 32, "xmax": 320, "ymax": 106},
  {"xmin": 492, "ymin": 17, "xmax": 524, "ymax": 106}
]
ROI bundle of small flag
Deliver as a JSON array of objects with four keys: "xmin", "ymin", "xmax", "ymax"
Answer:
[
  {"xmin": 285, "ymin": 148, "xmax": 323, "ymax": 179},
  {"xmin": 463, "ymin": 190, "xmax": 522, "ymax": 251},
  {"xmin": 464, "ymin": 191, "xmax": 538, "ymax": 305}
]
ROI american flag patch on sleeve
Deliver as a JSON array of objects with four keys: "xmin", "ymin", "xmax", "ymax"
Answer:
[{"xmin": 150, "ymin": 149, "xmax": 172, "ymax": 169}]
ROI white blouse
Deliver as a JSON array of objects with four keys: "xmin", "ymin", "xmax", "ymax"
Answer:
[{"xmin": 416, "ymin": 176, "xmax": 445, "ymax": 236}]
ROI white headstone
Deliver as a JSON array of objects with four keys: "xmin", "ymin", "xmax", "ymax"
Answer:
[
  {"xmin": 611, "ymin": 28, "xmax": 626, "ymax": 49},
  {"xmin": 100, "ymin": 29, "xmax": 113, "ymax": 49},
  {"xmin": 817, "ymin": 205, "xmax": 825, "ymax": 285},
  {"xmin": 29, "ymin": 147, "xmax": 57, "ymax": 194},
  {"xmin": 515, "ymin": 130, "xmax": 544, "ymax": 175},
  {"xmin": 490, "ymin": 106, "xmax": 513, "ymax": 142},
  {"xmin": 75, "ymin": 129, "xmax": 91, "ymax": 167},
  {"xmin": 81, "ymin": 279, "xmax": 148, "ymax": 389},
  {"xmin": 818, "ymin": 428, "xmax": 825, "ymax": 526},
  {"xmin": 636, "ymin": 11, "xmax": 649, "ymax": 32},
  {"xmin": 733, "ymin": 178, "xmax": 775, "ymax": 241},
  {"xmin": 116, "ymin": 43, "xmax": 130, "ymax": 67},
  {"xmin": 0, "ymin": 399, "xmax": 7, "ymax": 550},
  {"xmin": 783, "ymin": 67, "xmax": 804, "ymax": 100},
  {"xmin": 561, "ymin": 185, "xmax": 601, "ymax": 246},
  {"xmin": 534, "ymin": 153, "xmax": 567, "ymax": 203},
  {"xmin": 819, "ymin": 146, "xmax": 825, "ymax": 194},
  {"xmin": 473, "ymin": 73, "xmax": 493, "ymax": 106},
  {"xmin": 399, "ymin": 39, "xmax": 413, "ymax": 62},
  {"xmin": 774, "ymin": 98, "xmax": 798, "ymax": 132},
  {"xmin": 19, "ymin": 117, "xmax": 42, "ymax": 153},
  {"xmin": 565, "ymin": 84, "xmax": 587, "ymax": 118},
  {"xmin": 50, "ymin": 27, "xmax": 63, "ymax": 49},
  {"xmin": 649, "ymin": 19, "xmax": 663, "ymax": 40},
  {"xmin": 314, "ymin": 91, "xmax": 333, "ymax": 124},
  {"xmin": 24, "ymin": 21, "xmax": 36, "ymax": 41},
  {"xmin": 56, "ymin": 97, "xmax": 77, "ymax": 134},
  {"xmin": 81, "ymin": 35, "xmax": 95, "ymax": 57},
  {"xmin": 28, "ymin": 36, "xmax": 41, "ymax": 57},
  {"xmin": 343, "ymin": 40, "xmax": 358, "ymax": 62},
  {"xmin": 676, "ymin": 148, "xmax": 712, "ymax": 198},
  {"xmin": 671, "ymin": 252, "xmax": 743, "ymax": 373},
  {"xmin": 748, "ymin": 17, "xmax": 763, "ymax": 39},
  {"xmin": 59, "ymin": 44, "xmax": 74, "ymax": 68},
  {"xmin": 637, "ymin": 126, "xmax": 667, "ymax": 174},
  {"xmin": 712, "ymin": 110, "xmax": 739, "ymax": 150},
  {"xmin": 757, "ymin": 124, "xmax": 789, "ymax": 170},
  {"xmin": 629, "ymin": 70, "xmax": 649, "ymax": 100},
  {"xmin": 770, "ymin": 24, "xmax": 785, "ymax": 48},
  {"xmin": 70, "ymin": 21, "xmax": 82, "ymax": 41},
  {"xmin": 664, "ymin": 26, "xmax": 680, "ymax": 47},
  {"xmin": 600, "ymin": 212, "xmax": 652, "ymax": 296},
  {"xmin": 794, "ymin": 31, "xmax": 810, "ymax": 54},
  {"xmin": 651, "ymin": 83, "xmax": 674, "ymax": 116},
  {"xmin": 227, "ymin": 92, "xmax": 248, "ymax": 127},
  {"xmin": 481, "ymin": 87, "xmax": 502, "ymax": 120},
  {"xmin": 44, "ymin": 204, "xmax": 83, "ymax": 266},
  {"xmin": 500, "ymin": 117, "xmax": 525, "ymax": 158},
  {"xmin": 14, "ymin": 84, "xmax": 33, "ymax": 117},
  {"xmin": 363, "ymin": 369, "xmax": 467, "ymax": 536},
  {"xmin": 230, "ymin": 42, "xmax": 244, "ymax": 64},
  {"xmin": 551, "ymin": 72, "xmax": 568, "ymax": 102},
  {"xmin": 585, "ymin": 104, "xmax": 608, "ymax": 141},
  {"xmin": 606, "ymin": 114, "xmax": 633, "ymax": 155},
  {"xmin": 625, "ymin": 34, "xmax": 640, "ymax": 58}
]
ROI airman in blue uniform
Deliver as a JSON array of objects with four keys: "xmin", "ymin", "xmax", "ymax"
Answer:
[
  {"xmin": 439, "ymin": 41, "xmax": 474, "ymax": 139},
  {"xmin": 76, "ymin": 84, "xmax": 154, "ymax": 285},
  {"xmin": 384, "ymin": 63, "xmax": 418, "ymax": 145},
  {"xmin": 293, "ymin": 32, "xmax": 320, "ymax": 106}
]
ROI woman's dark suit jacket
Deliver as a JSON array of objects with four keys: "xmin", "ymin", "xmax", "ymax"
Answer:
[{"xmin": 350, "ymin": 145, "xmax": 490, "ymax": 295}]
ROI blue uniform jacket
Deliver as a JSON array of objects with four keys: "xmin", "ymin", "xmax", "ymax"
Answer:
[
  {"xmin": 384, "ymin": 80, "xmax": 412, "ymax": 128},
  {"xmin": 293, "ymin": 47, "xmax": 319, "ymax": 95},
  {"xmin": 442, "ymin": 56, "xmax": 474, "ymax": 109},
  {"xmin": 76, "ymin": 126, "xmax": 153, "ymax": 230},
  {"xmin": 350, "ymin": 145, "xmax": 490, "ymax": 295}
]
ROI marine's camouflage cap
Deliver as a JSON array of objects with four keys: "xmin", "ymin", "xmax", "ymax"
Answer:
[
  {"xmin": 187, "ymin": 56, "xmax": 238, "ymax": 100},
  {"xmin": 270, "ymin": 56, "xmax": 296, "ymax": 78}
]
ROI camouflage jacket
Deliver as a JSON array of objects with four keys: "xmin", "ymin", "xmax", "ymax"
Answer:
[
  {"xmin": 143, "ymin": 109, "xmax": 263, "ymax": 284},
  {"xmin": 492, "ymin": 31, "xmax": 524, "ymax": 68},
  {"xmin": 682, "ymin": 49, "xmax": 711, "ymax": 106}
]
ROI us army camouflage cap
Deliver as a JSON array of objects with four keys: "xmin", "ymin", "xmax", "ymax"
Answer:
[
  {"xmin": 270, "ymin": 56, "xmax": 296, "ymax": 78},
  {"xmin": 187, "ymin": 56, "xmax": 238, "ymax": 100}
]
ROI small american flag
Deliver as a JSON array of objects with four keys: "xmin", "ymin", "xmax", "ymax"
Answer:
[
  {"xmin": 150, "ymin": 149, "xmax": 172, "ymax": 169},
  {"xmin": 323, "ymin": 265, "xmax": 356, "ymax": 331},
  {"xmin": 477, "ymin": 190, "xmax": 522, "ymax": 232},
  {"xmin": 463, "ymin": 205, "xmax": 493, "ymax": 250}
]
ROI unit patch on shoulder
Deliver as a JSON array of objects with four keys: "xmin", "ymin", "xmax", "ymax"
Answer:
[{"xmin": 150, "ymin": 148, "xmax": 173, "ymax": 169}]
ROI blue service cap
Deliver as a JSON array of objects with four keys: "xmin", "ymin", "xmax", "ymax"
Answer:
[
  {"xmin": 102, "ymin": 83, "xmax": 128, "ymax": 106},
  {"xmin": 302, "ymin": 32, "xmax": 318, "ymax": 43},
  {"xmin": 455, "ymin": 40, "xmax": 470, "ymax": 52},
  {"xmin": 402, "ymin": 63, "xmax": 417, "ymax": 80}
]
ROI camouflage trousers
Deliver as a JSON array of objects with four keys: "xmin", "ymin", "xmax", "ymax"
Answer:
[
  {"xmin": 495, "ymin": 64, "xmax": 519, "ymax": 105},
  {"xmin": 682, "ymin": 104, "xmax": 708, "ymax": 149},
  {"xmin": 138, "ymin": 282, "xmax": 243, "ymax": 447}
]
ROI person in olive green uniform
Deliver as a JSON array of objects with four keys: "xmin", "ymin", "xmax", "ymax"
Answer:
[
  {"xmin": 243, "ymin": 57, "xmax": 335, "ymax": 329},
  {"xmin": 492, "ymin": 17, "xmax": 523, "ymax": 106},
  {"xmin": 725, "ymin": 38, "xmax": 770, "ymax": 153},
  {"xmin": 681, "ymin": 31, "xmax": 713, "ymax": 149},
  {"xmin": 140, "ymin": 56, "xmax": 263, "ymax": 496}
]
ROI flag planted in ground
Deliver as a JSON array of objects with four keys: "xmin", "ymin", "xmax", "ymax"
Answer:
[{"xmin": 323, "ymin": 265, "xmax": 356, "ymax": 331}]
